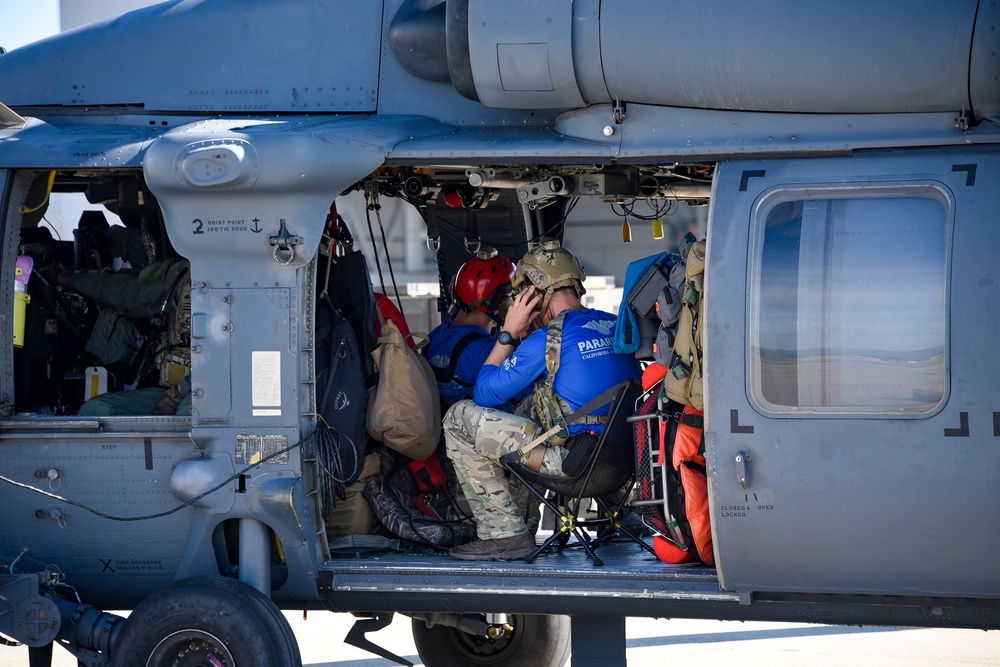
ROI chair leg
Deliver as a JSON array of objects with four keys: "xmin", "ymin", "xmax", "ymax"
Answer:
[
  {"xmin": 503, "ymin": 463, "xmax": 624, "ymax": 566},
  {"xmin": 613, "ymin": 522, "xmax": 658, "ymax": 557},
  {"xmin": 525, "ymin": 516, "xmax": 579, "ymax": 563},
  {"xmin": 507, "ymin": 465, "xmax": 576, "ymax": 560},
  {"xmin": 524, "ymin": 531, "xmax": 563, "ymax": 563},
  {"xmin": 556, "ymin": 495, "xmax": 613, "ymax": 566},
  {"xmin": 585, "ymin": 507, "xmax": 625, "ymax": 550},
  {"xmin": 572, "ymin": 526, "xmax": 604, "ymax": 566},
  {"xmin": 588, "ymin": 488, "xmax": 658, "ymax": 557}
]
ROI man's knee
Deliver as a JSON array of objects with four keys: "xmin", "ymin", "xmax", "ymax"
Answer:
[
  {"xmin": 442, "ymin": 399, "xmax": 468, "ymax": 432},
  {"xmin": 443, "ymin": 399, "xmax": 476, "ymax": 457},
  {"xmin": 445, "ymin": 432, "xmax": 463, "ymax": 459},
  {"xmin": 540, "ymin": 444, "xmax": 568, "ymax": 476}
]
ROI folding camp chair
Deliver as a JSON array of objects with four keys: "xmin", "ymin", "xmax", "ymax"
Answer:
[{"xmin": 501, "ymin": 378, "xmax": 657, "ymax": 566}]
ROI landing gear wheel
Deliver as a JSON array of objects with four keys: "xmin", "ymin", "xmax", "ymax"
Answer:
[
  {"xmin": 109, "ymin": 576, "xmax": 301, "ymax": 667},
  {"xmin": 412, "ymin": 614, "xmax": 570, "ymax": 667},
  {"xmin": 147, "ymin": 630, "xmax": 235, "ymax": 666}
]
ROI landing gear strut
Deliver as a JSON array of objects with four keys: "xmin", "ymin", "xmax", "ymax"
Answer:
[{"xmin": 411, "ymin": 613, "xmax": 570, "ymax": 667}]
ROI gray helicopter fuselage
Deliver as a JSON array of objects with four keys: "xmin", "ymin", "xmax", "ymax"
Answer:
[{"xmin": 0, "ymin": 0, "xmax": 998, "ymax": 661}]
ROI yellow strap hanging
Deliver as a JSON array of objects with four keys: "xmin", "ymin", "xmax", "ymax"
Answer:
[{"xmin": 18, "ymin": 170, "xmax": 55, "ymax": 215}]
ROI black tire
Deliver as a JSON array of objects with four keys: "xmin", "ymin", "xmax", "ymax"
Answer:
[
  {"xmin": 110, "ymin": 576, "xmax": 302, "ymax": 667},
  {"xmin": 412, "ymin": 614, "xmax": 570, "ymax": 667}
]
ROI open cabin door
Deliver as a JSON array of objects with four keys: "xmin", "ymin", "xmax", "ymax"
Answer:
[{"xmin": 706, "ymin": 151, "xmax": 1000, "ymax": 601}]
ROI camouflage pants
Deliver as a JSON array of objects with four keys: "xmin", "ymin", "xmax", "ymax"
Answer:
[{"xmin": 443, "ymin": 400, "xmax": 567, "ymax": 540}]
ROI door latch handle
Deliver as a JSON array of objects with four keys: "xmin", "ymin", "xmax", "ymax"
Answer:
[{"xmin": 734, "ymin": 451, "xmax": 751, "ymax": 489}]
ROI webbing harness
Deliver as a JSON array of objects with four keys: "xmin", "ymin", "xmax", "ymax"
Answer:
[
  {"xmin": 430, "ymin": 331, "xmax": 489, "ymax": 387},
  {"xmin": 520, "ymin": 307, "xmax": 607, "ymax": 455}
]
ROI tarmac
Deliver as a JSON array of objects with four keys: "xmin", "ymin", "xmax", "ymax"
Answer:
[{"xmin": 3, "ymin": 612, "xmax": 999, "ymax": 666}]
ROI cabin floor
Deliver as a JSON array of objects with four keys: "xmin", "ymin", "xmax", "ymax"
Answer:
[
  {"xmin": 317, "ymin": 532, "xmax": 1000, "ymax": 632},
  {"xmin": 317, "ymin": 533, "xmax": 728, "ymax": 618}
]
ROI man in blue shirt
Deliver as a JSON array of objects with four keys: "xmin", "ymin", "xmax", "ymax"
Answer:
[
  {"xmin": 424, "ymin": 250, "xmax": 514, "ymax": 410},
  {"xmin": 444, "ymin": 241, "xmax": 641, "ymax": 561}
]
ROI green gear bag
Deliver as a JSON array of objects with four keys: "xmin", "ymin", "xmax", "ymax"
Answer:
[
  {"xmin": 85, "ymin": 307, "xmax": 144, "ymax": 368},
  {"xmin": 663, "ymin": 240, "xmax": 706, "ymax": 410}
]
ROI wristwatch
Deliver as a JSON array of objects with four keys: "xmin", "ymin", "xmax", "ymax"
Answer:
[{"xmin": 496, "ymin": 330, "xmax": 519, "ymax": 348}]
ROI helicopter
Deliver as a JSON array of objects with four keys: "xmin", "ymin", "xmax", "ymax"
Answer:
[{"xmin": 0, "ymin": 1, "xmax": 998, "ymax": 665}]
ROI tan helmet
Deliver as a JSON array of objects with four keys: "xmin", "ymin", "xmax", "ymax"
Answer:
[{"xmin": 512, "ymin": 238, "xmax": 586, "ymax": 313}]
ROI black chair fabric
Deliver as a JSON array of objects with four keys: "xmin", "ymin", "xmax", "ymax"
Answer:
[
  {"xmin": 503, "ymin": 379, "xmax": 655, "ymax": 565},
  {"xmin": 513, "ymin": 384, "xmax": 641, "ymax": 497}
]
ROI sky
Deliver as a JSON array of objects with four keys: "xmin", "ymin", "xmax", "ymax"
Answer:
[{"xmin": 0, "ymin": 0, "xmax": 60, "ymax": 53}]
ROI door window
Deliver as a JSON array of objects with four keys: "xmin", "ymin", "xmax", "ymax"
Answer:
[{"xmin": 749, "ymin": 186, "xmax": 949, "ymax": 415}]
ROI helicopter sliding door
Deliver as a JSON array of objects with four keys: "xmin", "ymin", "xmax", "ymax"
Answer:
[{"xmin": 706, "ymin": 149, "xmax": 1000, "ymax": 600}]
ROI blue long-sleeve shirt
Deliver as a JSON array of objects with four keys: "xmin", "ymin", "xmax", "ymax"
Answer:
[
  {"xmin": 475, "ymin": 308, "xmax": 641, "ymax": 434},
  {"xmin": 424, "ymin": 320, "xmax": 496, "ymax": 410}
]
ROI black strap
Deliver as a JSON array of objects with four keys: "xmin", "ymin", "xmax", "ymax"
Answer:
[
  {"xmin": 563, "ymin": 378, "xmax": 632, "ymax": 427},
  {"xmin": 318, "ymin": 295, "xmax": 346, "ymax": 413},
  {"xmin": 504, "ymin": 378, "xmax": 634, "ymax": 462},
  {"xmin": 678, "ymin": 412, "xmax": 704, "ymax": 430},
  {"xmin": 431, "ymin": 331, "xmax": 489, "ymax": 386},
  {"xmin": 660, "ymin": 397, "xmax": 705, "ymax": 430},
  {"xmin": 328, "ymin": 534, "xmax": 405, "ymax": 552},
  {"xmin": 153, "ymin": 265, "xmax": 189, "ymax": 330}
]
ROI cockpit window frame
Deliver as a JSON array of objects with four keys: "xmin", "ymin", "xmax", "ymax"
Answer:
[
  {"xmin": 1, "ymin": 168, "xmax": 191, "ymax": 423},
  {"xmin": 1, "ymin": 168, "xmax": 22, "ymax": 409}
]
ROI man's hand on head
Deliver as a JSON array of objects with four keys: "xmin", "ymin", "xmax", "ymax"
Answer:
[{"xmin": 504, "ymin": 289, "xmax": 542, "ymax": 339}]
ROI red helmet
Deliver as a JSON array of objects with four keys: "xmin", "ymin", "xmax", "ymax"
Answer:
[{"xmin": 453, "ymin": 249, "xmax": 514, "ymax": 315}]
